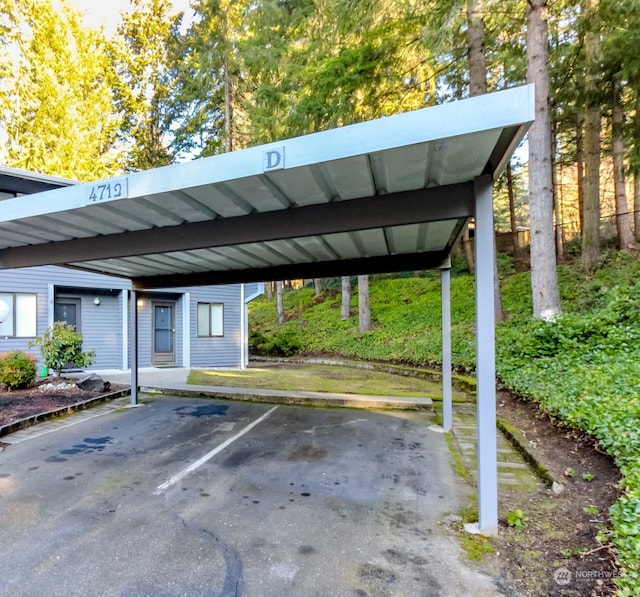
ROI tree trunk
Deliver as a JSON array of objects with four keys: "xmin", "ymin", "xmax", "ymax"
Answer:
[
  {"xmin": 635, "ymin": 171, "xmax": 640, "ymax": 241},
  {"xmin": 276, "ymin": 281, "xmax": 285, "ymax": 325},
  {"xmin": 612, "ymin": 78, "xmax": 636, "ymax": 251},
  {"xmin": 582, "ymin": 0, "xmax": 602, "ymax": 275},
  {"xmin": 459, "ymin": 0, "xmax": 487, "ymax": 276},
  {"xmin": 493, "ymin": 234, "xmax": 505, "ymax": 322},
  {"xmin": 314, "ymin": 278, "xmax": 322, "ymax": 298},
  {"xmin": 551, "ymin": 124, "xmax": 564, "ymax": 259},
  {"xmin": 635, "ymin": 95, "xmax": 640, "ymax": 240},
  {"xmin": 340, "ymin": 276, "xmax": 351, "ymax": 319},
  {"xmin": 462, "ymin": 228, "xmax": 475, "ymax": 272},
  {"xmin": 507, "ymin": 162, "xmax": 520, "ymax": 259},
  {"xmin": 467, "ymin": 0, "xmax": 504, "ymax": 321},
  {"xmin": 527, "ymin": 0, "xmax": 561, "ymax": 319},
  {"xmin": 266, "ymin": 281, "xmax": 273, "ymax": 300},
  {"xmin": 358, "ymin": 275, "xmax": 371, "ymax": 333},
  {"xmin": 576, "ymin": 114, "xmax": 585, "ymax": 235},
  {"xmin": 221, "ymin": 3, "xmax": 234, "ymax": 155},
  {"xmin": 467, "ymin": 0, "xmax": 487, "ymax": 97},
  {"xmin": 223, "ymin": 49, "xmax": 233, "ymax": 153}
]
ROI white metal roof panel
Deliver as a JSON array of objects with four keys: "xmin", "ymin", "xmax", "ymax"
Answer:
[{"xmin": 0, "ymin": 85, "xmax": 535, "ymax": 287}]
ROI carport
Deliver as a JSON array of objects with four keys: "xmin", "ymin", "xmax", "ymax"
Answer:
[{"xmin": 0, "ymin": 84, "xmax": 535, "ymax": 532}]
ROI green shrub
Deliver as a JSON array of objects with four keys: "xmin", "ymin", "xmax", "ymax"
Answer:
[
  {"xmin": 249, "ymin": 325, "xmax": 302, "ymax": 357},
  {"xmin": 29, "ymin": 321, "xmax": 96, "ymax": 375},
  {"xmin": 506, "ymin": 508, "xmax": 529, "ymax": 530},
  {"xmin": 497, "ymin": 252, "xmax": 516, "ymax": 275},
  {"xmin": 0, "ymin": 350, "xmax": 37, "ymax": 390},
  {"xmin": 496, "ymin": 281, "xmax": 640, "ymax": 594}
]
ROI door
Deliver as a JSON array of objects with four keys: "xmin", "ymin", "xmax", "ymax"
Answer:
[
  {"xmin": 54, "ymin": 297, "xmax": 82, "ymax": 370},
  {"xmin": 54, "ymin": 297, "xmax": 80, "ymax": 330},
  {"xmin": 152, "ymin": 302, "xmax": 176, "ymax": 366}
]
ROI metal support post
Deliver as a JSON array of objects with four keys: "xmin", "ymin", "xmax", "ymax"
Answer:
[
  {"xmin": 441, "ymin": 260, "xmax": 453, "ymax": 432},
  {"xmin": 240, "ymin": 284, "xmax": 247, "ymax": 370},
  {"xmin": 130, "ymin": 289, "xmax": 139, "ymax": 406},
  {"xmin": 474, "ymin": 175, "xmax": 498, "ymax": 533}
]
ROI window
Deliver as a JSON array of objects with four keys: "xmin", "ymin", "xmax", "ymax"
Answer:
[
  {"xmin": 0, "ymin": 293, "xmax": 37, "ymax": 338},
  {"xmin": 197, "ymin": 303, "xmax": 224, "ymax": 337}
]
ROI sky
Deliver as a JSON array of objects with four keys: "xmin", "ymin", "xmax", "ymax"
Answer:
[{"xmin": 64, "ymin": 0, "xmax": 194, "ymax": 35}]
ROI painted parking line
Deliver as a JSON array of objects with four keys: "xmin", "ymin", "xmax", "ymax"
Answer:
[{"xmin": 154, "ymin": 405, "xmax": 279, "ymax": 494}]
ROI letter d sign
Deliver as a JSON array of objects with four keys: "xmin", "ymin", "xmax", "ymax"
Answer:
[{"xmin": 263, "ymin": 147, "xmax": 284, "ymax": 172}]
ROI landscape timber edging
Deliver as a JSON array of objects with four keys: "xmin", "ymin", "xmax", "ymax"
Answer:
[{"xmin": 0, "ymin": 388, "xmax": 130, "ymax": 438}]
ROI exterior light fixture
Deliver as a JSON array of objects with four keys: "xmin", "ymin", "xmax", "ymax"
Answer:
[{"xmin": 94, "ymin": 297, "xmax": 101, "ymax": 306}]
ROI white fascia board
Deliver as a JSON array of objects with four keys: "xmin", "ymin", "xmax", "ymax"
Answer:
[
  {"xmin": 0, "ymin": 85, "xmax": 534, "ymax": 224},
  {"xmin": 129, "ymin": 84, "xmax": 535, "ymax": 197},
  {"xmin": 0, "ymin": 165, "xmax": 77, "ymax": 186},
  {"xmin": 1, "ymin": 183, "xmax": 88, "ymax": 222}
]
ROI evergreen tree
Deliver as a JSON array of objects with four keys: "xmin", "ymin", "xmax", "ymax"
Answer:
[
  {"xmin": 600, "ymin": 0, "xmax": 639, "ymax": 250},
  {"xmin": 0, "ymin": 0, "xmax": 122, "ymax": 180},
  {"xmin": 581, "ymin": 0, "xmax": 602, "ymax": 274},
  {"xmin": 169, "ymin": 0, "xmax": 252, "ymax": 157},
  {"xmin": 527, "ymin": 0, "xmax": 561, "ymax": 318},
  {"xmin": 112, "ymin": 0, "xmax": 183, "ymax": 170}
]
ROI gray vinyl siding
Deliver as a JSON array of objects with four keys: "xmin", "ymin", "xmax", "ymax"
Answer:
[
  {"xmin": 39, "ymin": 266, "xmax": 131, "ymax": 291},
  {"xmin": 244, "ymin": 282, "xmax": 264, "ymax": 300},
  {"xmin": 64, "ymin": 291, "xmax": 123, "ymax": 369},
  {"xmin": 0, "ymin": 268, "xmax": 48, "ymax": 349},
  {"xmin": 2, "ymin": 265, "xmax": 256, "ymax": 371},
  {"xmin": 130, "ymin": 292, "xmax": 182, "ymax": 367},
  {"xmin": 187, "ymin": 285, "xmax": 243, "ymax": 368},
  {"xmin": 131, "ymin": 286, "xmax": 244, "ymax": 368},
  {"xmin": 134, "ymin": 298, "xmax": 151, "ymax": 367},
  {"xmin": 0, "ymin": 266, "xmax": 130, "ymax": 369}
]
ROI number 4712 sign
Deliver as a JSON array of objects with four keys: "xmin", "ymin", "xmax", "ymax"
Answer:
[{"xmin": 86, "ymin": 177, "xmax": 129, "ymax": 205}]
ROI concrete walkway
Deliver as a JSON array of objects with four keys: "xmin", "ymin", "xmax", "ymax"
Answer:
[
  {"xmin": 435, "ymin": 401, "xmax": 542, "ymax": 493},
  {"xmin": 90, "ymin": 367, "xmax": 435, "ymax": 411},
  {"xmin": 2, "ymin": 367, "xmax": 432, "ymax": 444}
]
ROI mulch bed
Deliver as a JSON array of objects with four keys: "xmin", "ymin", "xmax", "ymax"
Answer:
[
  {"xmin": 0, "ymin": 378, "xmax": 128, "ymax": 429},
  {"xmin": 493, "ymin": 390, "xmax": 622, "ymax": 596}
]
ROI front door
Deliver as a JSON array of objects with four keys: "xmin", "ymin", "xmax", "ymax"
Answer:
[
  {"xmin": 54, "ymin": 297, "xmax": 82, "ymax": 370},
  {"xmin": 152, "ymin": 302, "xmax": 175, "ymax": 366},
  {"xmin": 54, "ymin": 297, "xmax": 81, "ymax": 330}
]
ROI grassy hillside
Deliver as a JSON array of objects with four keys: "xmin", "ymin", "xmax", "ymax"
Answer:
[{"xmin": 249, "ymin": 250, "xmax": 640, "ymax": 594}]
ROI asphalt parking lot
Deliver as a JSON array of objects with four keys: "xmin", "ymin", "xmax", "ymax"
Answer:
[{"xmin": 0, "ymin": 395, "xmax": 501, "ymax": 596}]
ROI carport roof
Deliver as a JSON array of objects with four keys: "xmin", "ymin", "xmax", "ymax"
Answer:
[
  {"xmin": 0, "ymin": 85, "xmax": 534, "ymax": 289},
  {"xmin": 0, "ymin": 165, "xmax": 75, "ymax": 196}
]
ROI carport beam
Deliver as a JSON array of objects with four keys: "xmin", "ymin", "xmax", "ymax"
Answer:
[
  {"xmin": 474, "ymin": 175, "xmax": 498, "ymax": 533},
  {"xmin": 441, "ymin": 262, "xmax": 452, "ymax": 432},
  {"xmin": 130, "ymin": 290, "xmax": 139, "ymax": 406}
]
